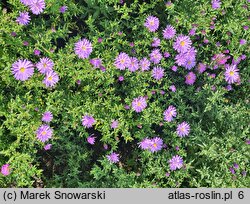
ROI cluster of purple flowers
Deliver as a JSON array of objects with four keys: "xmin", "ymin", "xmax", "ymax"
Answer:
[
  {"xmin": 11, "ymin": 57, "xmax": 59, "ymax": 87},
  {"xmin": 36, "ymin": 111, "xmax": 53, "ymax": 150},
  {"xmin": 17, "ymin": 0, "xmax": 46, "ymax": 26},
  {"xmin": 139, "ymin": 137, "xmax": 163, "ymax": 152}
]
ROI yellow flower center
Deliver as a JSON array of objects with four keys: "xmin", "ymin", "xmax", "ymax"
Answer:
[
  {"xmin": 82, "ymin": 46, "xmax": 86, "ymax": 51},
  {"xmin": 42, "ymin": 131, "xmax": 46, "ymax": 135},
  {"xmin": 229, "ymin": 71, "xmax": 234, "ymax": 76},
  {"xmin": 180, "ymin": 41, "xmax": 185, "ymax": 46},
  {"xmin": 149, "ymin": 20, "xmax": 154, "ymax": 26},
  {"xmin": 20, "ymin": 67, "xmax": 25, "ymax": 73},
  {"xmin": 48, "ymin": 76, "xmax": 53, "ymax": 81},
  {"xmin": 153, "ymin": 143, "xmax": 157, "ymax": 148},
  {"xmin": 43, "ymin": 63, "xmax": 47, "ymax": 68},
  {"xmin": 137, "ymin": 102, "xmax": 141, "ymax": 107},
  {"xmin": 121, "ymin": 59, "xmax": 125, "ymax": 64},
  {"xmin": 188, "ymin": 61, "xmax": 191, "ymax": 65}
]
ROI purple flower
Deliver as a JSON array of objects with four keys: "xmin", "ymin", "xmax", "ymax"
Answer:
[
  {"xmin": 169, "ymin": 85, "xmax": 176, "ymax": 92},
  {"xmin": 1, "ymin": 164, "xmax": 10, "ymax": 176},
  {"xmin": 11, "ymin": 59, "xmax": 34, "ymax": 81},
  {"xmin": 152, "ymin": 66, "xmax": 164, "ymax": 80},
  {"xmin": 173, "ymin": 35, "xmax": 192, "ymax": 53},
  {"xmin": 107, "ymin": 152, "xmax": 120, "ymax": 163},
  {"xmin": 36, "ymin": 124, "xmax": 53, "ymax": 142},
  {"xmin": 163, "ymin": 25, "xmax": 176, "ymax": 39},
  {"xmin": 177, "ymin": 122, "xmax": 190, "ymax": 137},
  {"xmin": 184, "ymin": 58, "xmax": 196, "ymax": 70},
  {"xmin": 229, "ymin": 167, "xmax": 235, "ymax": 174},
  {"xmin": 164, "ymin": 52, "xmax": 171, "ymax": 58},
  {"xmin": 34, "ymin": 49, "xmax": 41, "ymax": 56},
  {"xmin": 20, "ymin": 0, "xmax": 32, "ymax": 6},
  {"xmin": 36, "ymin": 57, "xmax": 54, "ymax": 74},
  {"xmin": 82, "ymin": 115, "xmax": 95, "ymax": 128},
  {"xmin": 118, "ymin": 76, "xmax": 124, "ymax": 81},
  {"xmin": 212, "ymin": 53, "xmax": 230, "ymax": 65},
  {"xmin": 140, "ymin": 57, "xmax": 150, "ymax": 71},
  {"xmin": 224, "ymin": 64, "xmax": 240, "ymax": 84},
  {"xmin": 149, "ymin": 137, "xmax": 163, "ymax": 152},
  {"xmin": 139, "ymin": 138, "xmax": 152, "ymax": 150},
  {"xmin": 171, "ymin": 65, "xmax": 178, "ymax": 72},
  {"xmin": 163, "ymin": 105, "xmax": 177, "ymax": 122},
  {"xmin": 29, "ymin": 0, "xmax": 46, "ymax": 15},
  {"xmin": 59, "ymin": 5, "xmax": 68, "ymax": 13},
  {"xmin": 240, "ymin": 39, "xmax": 246, "ymax": 45},
  {"xmin": 43, "ymin": 71, "xmax": 59, "ymax": 87},
  {"xmin": 114, "ymin": 52, "xmax": 130, "ymax": 70},
  {"xmin": 128, "ymin": 57, "xmax": 139, "ymax": 72},
  {"xmin": 189, "ymin": 28, "xmax": 196, "ymax": 36},
  {"xmin": 150, "ymin": 49, "xmax": 163, "ymax": 64},
  {"xmin": 111, "ymin": 120, "xmax": 119, "ymax": 129},
  {"xmin": 169, "ymin": 155, "xmax": 183, "ymax": 171},
  {"xmin": 74, "ymin": 38, "xmax": 93, "ymax": 59},
  {"xmin": 144, "ymin": 16, "xmax": 159, "ymax": 32},
  {"xmin": 90, "ymin": 58, "xmax": 102, "ymax": 68},
  {"xmin": 233, "ymin": 163, "xmax": 239, "ymax": 169},
  {"xmin": 44, "ymin": 144, "xmax": 52, "ymax": 150},
  {"xmin": 152, "ymin": 37, "xmax": 161, "ymax": 47},
  {"xmin": 42, "ymin": 111, "xmax": 53, "ymax": 123},
  {"xmin": 132, "ymin": 96, "xmax": 147, "ymax": 113},
  {"xmin": 23, "ymin": 41, "xmax": 29, "ymax": 46},
  {"xmin": 87, "ymin": 135, "xmax": 96, "ymax": 145},
  {"xmin": 197, "ymin": 63, "xmax": 206, "ymax": 73},
  {"xmin": 185, "ymin": 72, "xmax": 196, "ymax": 85},
  {"xmin": 211, "ymin": 0, "xmax": 221, "ymax": 9},
  {"xmin": 16, "ymin": 11, "xmax": 30, "ymax": 25}
]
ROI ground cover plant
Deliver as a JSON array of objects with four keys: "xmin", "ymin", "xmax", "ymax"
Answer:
[{"xmin": 0, "ymin": 0, "xmax": 249, "ymax": 188}]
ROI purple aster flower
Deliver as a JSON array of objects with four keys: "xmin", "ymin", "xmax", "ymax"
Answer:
[
  {"xmin": 82, "ymin": 115, "xmax": 95, "ymax": 128},
  {"xmin": 1, "ymin": 164, "xmax": 10, "ymax": 176},
  {"xmin": 107, "ymin": 152, "xmax": 120, "ymax": 163},
  {"xmin": 16, "ymin": 11, "xmax": 30, "ymax": 25},
  {"xmin": 36, "ymin": 57, "xmax": 54, "ymax": 74},
  {"xmin": 140, "ymin": 57, "xmax": 150, "ymax": 71},
  {"xmin": 242, "ymin": 171, "xmax": 247, "ymax": 177},
  {"xmin": 240, "ymin": 39, "xmax": 246, "ymax": 45},
  {"xmin": 169, "ymin": 85, "xmax": 176, "ymax": 92},
  {"xmin": 224, "ymin": 64, "xmax": 240, "ymax": 84},
  {"xmin": 185, "ymin": 72, "xmax": 196, "ymax": 85},
  {"xmin": 164, "ymin": 52, "xmax": 171, "ymax": 58},
  {"xmin": 42, "ymin": 111, "xmax": 53, "ymax": 123},
  {"xmin": 34, "ymin": 49, "xmax": 41, "ymax": 56},
  {"xmin": 189, "ymin": 28, "xmax": 196, "ymax": 36},
  {"xmin": 111, "ymin": 120, "xmax": 119, "ymax": 129},
  {"xmin": 23, "ymin": 41, "xmax": 29, "ymax": 46},
  {"xmin": 132, "ymin": 96, "xmax": 147, "ymax": 113},
  {"xmin": 149, "ymin": 137, "xmax": 163, "ymax": 152},
  {"xmin": 212, "ymin": 53, "xmax": 229, "ymax": 65},
  {"xmin": 114, "ymin": 52, "xmax": 130, "ymax": 70},
  {"xmin": 20, "ymin": 0, "xmax": 32, "ymax": 6},
  {"xmin": 150, "ymin": 49, "xmax": 163, "ymax": 64},
  {"xmin": 118, "ymin": 76, "xmax": 124, "ymax": 81},
  {"xmin": 184, "ymin": 58, "xmax": 196, "ymax": 70},
  {"xmin": 152, "ymin": 66, "xmax": 164, "ymax": 80},
  {"xmin": 11, "ymin": 59, "xmax": 34, "ymax": 81},
  {"xmin": 233, "ymin": 163, "xmax": 239, "ymax": 169},
  {"xmin": 139, "ymin": 138, "xmax": 152, "ymax": 150},
  {"xmin": 169, "ymin": 155, "xmax": 183, "ymax": 171},
  {"xmin": 211, "ymin": 0, "xmax": 221, "ymax": 9},
  {"xmin": 163, "ymin": 25, "xmax": 176, "ymax": 39},
  {"xmin": 29, "ymin": 0, "xmax": 46, "ymax": 15},
  {"xmin": 87, "ymin": 135, "xmax": 96, "ymax": 145},
  {"xmin": 128, "ymin": 57, "xmax": 139, "ymax": 72},
  {"xmin": 36, "ymin": 124, "xmax": 53, "ymax": 142},
  {"xmin": 151, "ymin": 37, "xmax": 161, "ymax": 47},
  {"xmin": 44, "ymin": 144, "xmax": 52, "ymax": 150},
  {"xmin": 171, "ymin": 65, "xmax": 178, "ymax": 72},
  {"xmin": 43, "ymin": 71, "xmax": 59, "ymax": 87},
  {"xmin": 89, "ymin": 58, "xmax": 102, "ymax": 68},
  {"xmin": 11, "ymin": 32, "xmax": 17, "ymax": 37},
  {"xmin": 229, "ymin": 167, "xmax": 235, "ymax": 174},
  {"xmin": 144, "ymin": 16, "xmax": 159, "ymax": 32},
  {"xmin": 173, "ymin": 35, "xmax": 192, "ymax": 53},
  {"xmin": 163, "ymin": 105, "xmax": 177, "ymax": 122},
  {"xmin": 59, "ymin": 5, "xmax": 67, "ymax": 13},
  {"xmin": 177, "ymin": 122, "xmax": 190, "ymax": 137},
  {"xmin": 74, "ymin": 38, "xmax": 93, "ymax": 59},
  {"xmin": 197, "ymin": 63, "xmax": 206, "ymax": 73}
]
